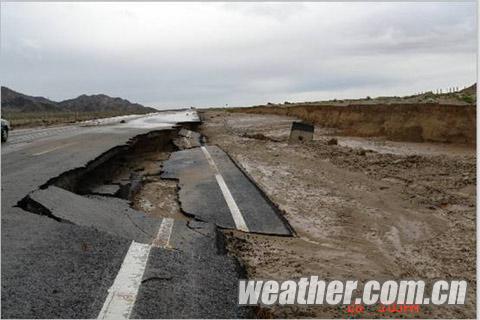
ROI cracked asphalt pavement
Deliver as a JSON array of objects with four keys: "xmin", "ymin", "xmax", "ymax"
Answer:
[{"xmin": 1, "ymin": 110, "xmax": 253, "ymax": 318}]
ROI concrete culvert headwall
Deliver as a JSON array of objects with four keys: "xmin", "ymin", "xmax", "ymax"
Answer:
[{"xmin": 236, "ymin": 103, "xmax": 476, "ymax": 144}]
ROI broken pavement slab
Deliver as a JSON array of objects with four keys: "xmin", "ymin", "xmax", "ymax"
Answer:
[
  {"xmin": 161, "ymin": 145, "xmax": 292, "ymax": 236},
  {"xmin": 89, "ymin": 184, "xmax": 121, "ymax": 196},
  {"xmin": 173, "ymin": 128, "xmax": 204, "ymax": 149},
  {"xmin": 21, "ymin": 186, "xmax": 163, "ymax": 243}
]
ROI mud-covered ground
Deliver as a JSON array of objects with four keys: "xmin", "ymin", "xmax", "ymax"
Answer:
[
  {"xmin": 199, "ymin": 110, "xmax": 476, "ymax": 319},
  {"xmin": 130, "ymin": 151, "xmax": 187, "ymax": 221}
]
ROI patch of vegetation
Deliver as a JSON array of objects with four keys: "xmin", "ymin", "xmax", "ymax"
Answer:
[{"xmin": 461, "ymin": 95, "xmax": 475, "ymax": 104}]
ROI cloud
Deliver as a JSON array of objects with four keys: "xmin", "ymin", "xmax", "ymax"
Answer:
[{"xmin": 1, "ymin": 2, "xmax": 476, "ymax": 108}]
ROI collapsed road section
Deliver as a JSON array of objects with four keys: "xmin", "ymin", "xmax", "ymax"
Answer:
[
  {"xmin": 6, "ymin": 110, "xmax": 294, "ymax": 318},
  {"xmin": 162, "ymin": 145, "xmax": 293, "ymax": 235}
]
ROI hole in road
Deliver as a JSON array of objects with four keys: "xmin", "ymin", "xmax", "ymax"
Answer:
[{"xmin": 17, "ymin": 128, "xmax": 194, "ymax": 223}]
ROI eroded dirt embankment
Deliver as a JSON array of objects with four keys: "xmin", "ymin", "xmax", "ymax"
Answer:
[{"xmin": 233, "ymin": 103, "xmax": 476, "ymax": 144}]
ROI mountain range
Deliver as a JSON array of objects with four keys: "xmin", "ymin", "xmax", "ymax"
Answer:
[{"xmin": 1, "ymin": 87, "xmax": 157, "ymax": 114}]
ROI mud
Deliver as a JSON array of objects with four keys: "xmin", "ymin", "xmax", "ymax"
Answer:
[
  {"xmin": 199, "ymin": 110, "xmax": 476, "ymax": 319},
  {"xmin": 133, "ymin": 173, "xmax": 186, "ymax": 221}
]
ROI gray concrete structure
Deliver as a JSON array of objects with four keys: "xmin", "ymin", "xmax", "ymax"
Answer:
[{"xmin": 289, "ymin": 121, "xmax": 314, "ymax": 143}]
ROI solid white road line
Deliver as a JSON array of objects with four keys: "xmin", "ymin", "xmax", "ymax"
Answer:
[
  {"xmin": 200, "ymin": 146, "xmax": 249, "ymax": 232},
  {"xmin": 152, "ymin": 218, "xmax": 174, "ymax": 248},
  {"xmin": 98, "ymin": 218, "xmax": 175, "ymax": 319},
  {"xmin": 97, "ymin": 241, "xmax": 150, "ymax": 320},
  {"xmin": 32, "ymin": 142, "xmax": 76, "ymax": 156}
]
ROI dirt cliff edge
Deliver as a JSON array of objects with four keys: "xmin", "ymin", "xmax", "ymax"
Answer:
[{"xmin": 235, "ymin": 103, "xmax": 476, "ymax": 144}]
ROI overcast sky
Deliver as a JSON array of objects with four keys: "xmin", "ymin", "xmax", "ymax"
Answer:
[{"xmin": 1, "ymin": 2, "xmax": 476, "ymax": 109}]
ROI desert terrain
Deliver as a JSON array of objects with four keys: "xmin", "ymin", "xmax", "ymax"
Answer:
[
  {"xmin": 197, "ymin": 110, "xmax": 476, "ymax": 318},
  {"xmin": 3, "ymin": 86, "xmax": 476, "ymax": 318},
  {"xmin": 2, "ymin": 102, "xmax": 475, "ymax": 318}
]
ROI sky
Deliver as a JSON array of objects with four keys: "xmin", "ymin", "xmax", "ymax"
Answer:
[{"xmin": 1, "ymin": 2, "xmax": 477, "ymax": 109}]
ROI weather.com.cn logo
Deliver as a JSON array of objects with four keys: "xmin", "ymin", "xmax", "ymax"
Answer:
[{"xmin": 238, "ymin": 277, "xmax": 467, "ymax": 307}]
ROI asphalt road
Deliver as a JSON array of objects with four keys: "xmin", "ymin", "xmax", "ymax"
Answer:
[
  {"xmin": 162, "ymin": 146, "xmax": 292, "ymax": 235},
  {"xmin": 1, "ymin": 111, "xmax": 250, "ymax": 319}
]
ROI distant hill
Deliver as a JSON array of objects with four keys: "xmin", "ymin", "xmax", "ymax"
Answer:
[
  {"xmin": 1, "ymin": 87, "xmax": 157, "ymax": 114},
  {"xmin": 58, "ymin": 94, "xmax": 156, "ymax": 113},
  {"xmin": 1, "ymin": 87, "xmax": 61, "ymax": 113}
]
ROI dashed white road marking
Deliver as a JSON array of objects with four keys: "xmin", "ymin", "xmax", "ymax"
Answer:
[
  {"xmin": 200, "ymin": 146, "xmax": 249, "ymax": 232},
  {"xmin": 152, "ymin": 218, "xmax": 174, "ymax": 248},
  {"xmin": 98, "ymin": 218, "xmax": 175, "ymax": 319},
  {"xmin": 32, "ymin": 142, "xmax": 76, "ymax": 156},
  {"xmin": 97, "ymin": 241, "xmax": 150, "ymax": 320}
]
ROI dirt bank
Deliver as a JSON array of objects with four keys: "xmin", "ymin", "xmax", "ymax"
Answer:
[
  {"xmin": 232, "ymin": 103, "xmax": 476, "ymax": 144},
  {"xmin": 199, "ymin": 110, "xmax": 476, "ymax": 319}
]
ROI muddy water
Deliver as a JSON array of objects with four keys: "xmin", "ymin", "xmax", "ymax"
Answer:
[{"xmin": 335, "ymin": 136, "xmax": 474, "ymax": 157}]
